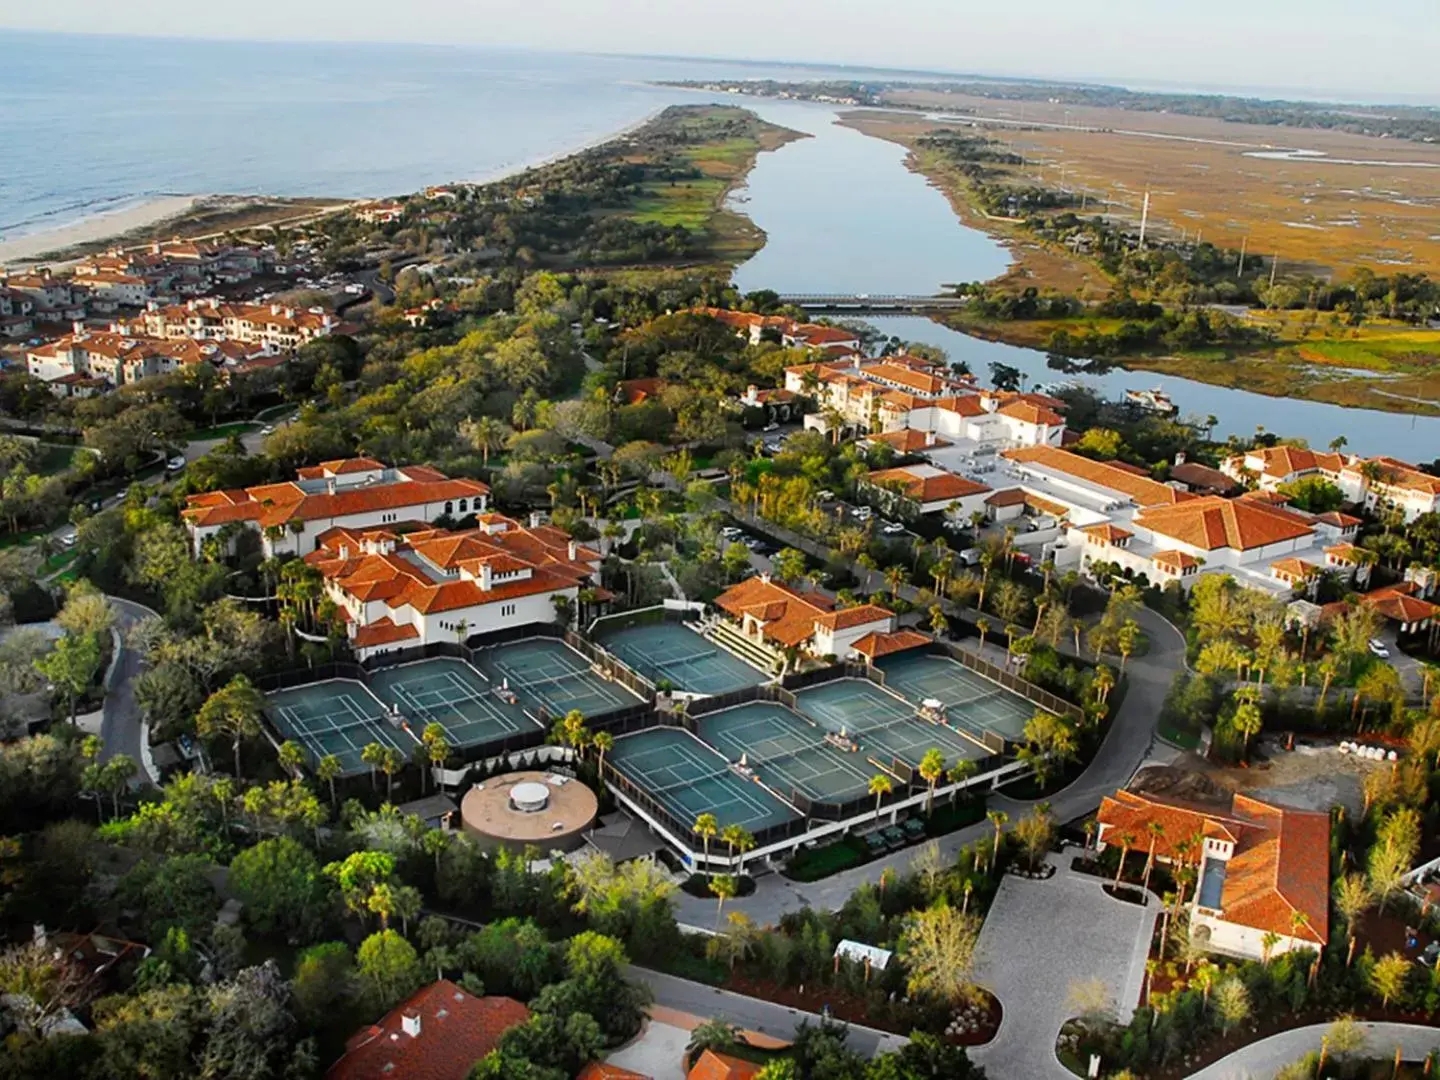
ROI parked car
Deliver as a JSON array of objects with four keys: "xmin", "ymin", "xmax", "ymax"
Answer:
[
  {"xmin": 165, "ymin": 455, "xmax": 187, "ymax": 473},
  {"xmin": 260, "ymin": 425, "xmax": 275, "ymax": 436},
  {"xmin": 817, "ymin": 490, "xmax": 835, "ymax": 502},
  {"xmin": 881, "ymin": 521, "xmax": 907, "ymax": 536},
  {"xmin": 763, "ymin": 422, "xmax": 779, "ymax": 432},
  {"xmin": 1368, "ymin": 639, "xmax": 1391, "ymax": 658},
  {"xmin": 57, "ymin": 529, "xmax": 77, "ymax": 549},
  {"xmin": 957, "ymin": 547, "xmax": 982, "ymax": 566},
  {"xmin": 853, "ymin": 505, "xmax": 872, "ymax": 521}
]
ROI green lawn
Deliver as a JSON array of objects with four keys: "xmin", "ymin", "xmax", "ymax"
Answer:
[
  {"xmin": 43, "ymin": 549, "xmax": 78, "ymax": 574},
  {"xmin": 33, "ymin": 443, "xmax": 80, "ymax": 477}
]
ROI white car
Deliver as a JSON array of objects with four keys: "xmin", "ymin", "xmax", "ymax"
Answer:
[
  {"xmin": 853, "ymin": 505, "xmax": 872, "ymax": 520},
  {"xmin": 817, "ymin": 490, "xmax": 836, "ymax": 501},
  {"xmin": 260, "ymin": 425, "xmax": 275, "ymax": 436},
  {"xmin": 881, "ymin": 522, "xmax": 907, "ymax": 535},
  {"xmin": 1368, "ymin": 639, "xmax": 1391, "ymax": 659}
]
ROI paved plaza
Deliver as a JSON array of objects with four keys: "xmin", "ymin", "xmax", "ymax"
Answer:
[{"xmin": 969, "ymin": 852, "xmax": 1159, "ymax": 1080}]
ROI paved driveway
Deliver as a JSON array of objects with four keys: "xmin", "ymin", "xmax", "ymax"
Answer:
[
  {"xmin": 1187, "ymin": 1021, "xmax": 1440, "ymax": 1079},
  {"xmin": 969, "ymin": 855, "xmax": 1159, "ymax": 1080}
]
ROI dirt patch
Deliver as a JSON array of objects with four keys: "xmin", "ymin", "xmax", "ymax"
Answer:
[{"xmin": 1132, "ymin": 740, "xmax": 1383, "ymax": 818}]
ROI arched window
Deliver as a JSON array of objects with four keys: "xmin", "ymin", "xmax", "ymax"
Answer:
[
  {"xmin": 459, "ymin": 499, "xmax": 468, "ymax": 513},
  {"xmin": 444, "ymin": 501, "xmax": 453, "ymax": 515}
]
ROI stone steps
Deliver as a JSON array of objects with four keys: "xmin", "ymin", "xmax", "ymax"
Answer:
[{"xmin": 706, "ymin": 619, "xmax": 780, "ymax": 675}]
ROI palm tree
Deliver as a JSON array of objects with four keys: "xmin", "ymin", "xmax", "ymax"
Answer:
[
  {"xmin": 380, "ymin": 745, "xmax": 405, "ymax": 803},
  {"xmin": 360, "ymin": 742, "xmax": 386, "ymax": 792},
  {"xmin": 423, "ymin": 723, "xmax": 451, "ymax": 791},
  {"xmin": 868, "ymin": 773, "xmax": 893, "ymax": 824},
  {"xmin": 731, "ymin": 828, "xmax": 756, "ymax": 876},
  {"xmin": 1113, "ymin": 831, "xmax": 1135, "ymax": 886},
  {"xmin": 276, "ymin": 740, "xmax": 305, "ymax": 778},
  {"xmin": 592, "ymin": 730, "xmax": 614, "ymax": 776},
  {"xmin": 694, "ymin": 812, "xmax": 719, "ymax": 871},
  {"xmin": 1141, "ymin": 821, "xmax": 1165, "ymax": 893},
  {"xmin": 709, "ymin": 874, "xmax": 738, "ymax": 930},
  {"xmin": 316, "ymin": 754, "xmax": 342, "ymax": 808},
  {"xmin": 918, "ymin": 748, "xmax": 946, "ymax": 817},
  {"xmin": 946, "ymin": 759, "xmax": 977, "ymax": 805},
  {"xmin": 1333, "ymin": 873, "xmax": 1373, "ymax": 968},
  {"xmin": 975, "ymin": 618, "xmax": 991, "ymax": 652},
  {"xmin": 987, "ymin": 809, "xmax": 1008, "ymax": 870}
]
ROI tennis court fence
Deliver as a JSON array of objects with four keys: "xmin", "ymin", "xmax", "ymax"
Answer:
[{"xmin": 930, "ymin": 641, "xmax": 1084, "ymax": 725}]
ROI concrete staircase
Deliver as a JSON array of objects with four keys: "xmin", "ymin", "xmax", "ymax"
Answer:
[{"xmin": 707, "ymin": 619, "xmax": 780, "ymax": 675}]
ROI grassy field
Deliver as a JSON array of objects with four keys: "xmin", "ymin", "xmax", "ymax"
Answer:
[
  {"xmin": 875, "ymin": 89, "xmax": 1440, "ymax": 277},
  {"xmin": 619, "ymin": 107, "xmax": 805, "ymax": 267}
]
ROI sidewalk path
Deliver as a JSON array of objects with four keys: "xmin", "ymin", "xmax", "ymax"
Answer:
[{"xmin": 99, "ymin": 597, "xmax": 160, "ymax": 783}]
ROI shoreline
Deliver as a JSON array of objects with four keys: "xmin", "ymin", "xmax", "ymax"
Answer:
[
  {"xmin": 1, "ymin": 195, "xmax": 202, "ymax": 266},
  {"xmin": 3, "ymin": 105, "xmax": 674, "ymax": 271}
]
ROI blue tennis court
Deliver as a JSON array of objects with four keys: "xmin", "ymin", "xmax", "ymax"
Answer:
[
  {"xmin": 878, "ymin": 652, "xmax": 1035, "ymax": 740},
  {"xmin": 267, "ymin": 680, "xmax": 411, "ymax": 776},
  {"xmin": 794, "ymin": 679, "xmax": 985, "ymax": 767},
  {"xmin": 697, "ymin": 702, "xmax": 871, "ymax": 803},
  {"xmin": 607, "ymin": 726, "xmax": 800, "ymax": 833},
  {"xmin": 475, "ymin": 638, "xmax": 640, "ymax": 718},
  {"xmin": 368, "ymin": 657, "xmax": 541, "ymax": 749},
  {"xmin": 599, "ymin": 621, "xmax": 766, "ymax": 696}
]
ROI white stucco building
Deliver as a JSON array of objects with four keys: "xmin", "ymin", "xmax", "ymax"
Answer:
[{"xmin": 713, "ymin": 575, "xmax": 895, "ymax": 663}]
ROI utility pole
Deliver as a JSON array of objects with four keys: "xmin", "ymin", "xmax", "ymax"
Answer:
[
  {"xmin": 1269, "ymin": 252, "xmax": 1280, "ymax": 290},
  {"xmin": 1237, "ymin": 236, "xmax": 1248, "ymax": 279},
  {"xmin": 1138, "ymin": 190, "xmax": 1151, "ymax": 249}
]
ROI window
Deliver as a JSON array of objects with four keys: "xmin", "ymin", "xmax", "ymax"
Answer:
[
  {"xmin": 501, "ymin": 603, "xmax": 516, "ymax": 617},
  {"xmin": 444, "ymin": 501, "xmax": 453, "ymax": 515},
  {"xmin": 458, "ymin": 499, "xmax": 468, "ymax": 513}
]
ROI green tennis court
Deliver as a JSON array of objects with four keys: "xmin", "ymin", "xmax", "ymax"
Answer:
[
  {"xmin": 697, "ymin": 702, "xmax": 871, "ymax": 803},
  {"xmin": 794, "ymin": 679, "xmax": 984, "ymax": 767},
  {"xmin": 267, "ymin": 680, "xmax": 410, "ymax": 776},
  {"xmin": 877, "ymin": 652, "xmax": 1035, "ymax": 740},
  {"xmin": 607, "ymin": 726, "xmax": 800, "ymax": 833},
  {"xmin": 598, "ymin": 621, "xmax": 766, "ymax": 696},
  {"xmin": 368, "ymin": 657, "xmax": 541, "ymax": 749},
  {"xmin": 476, "ymin": 638, "xmax": 640, "ymax": 718}
]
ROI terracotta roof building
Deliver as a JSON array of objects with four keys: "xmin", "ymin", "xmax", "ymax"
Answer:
[
  {"xmin": 865, "ymin": 464, "xmax": 991, "ymax": 515},
  {"xmin": 1133, "ymin": 496, "xmax": 1317, "ymax": 553},
  {"xmin": 1004, "ymin": 446, "xmax": 1192, "ymax": 508},
  {"xmin": 1338, "ymin": 456, "xmax": 1440, "ymax": 523},
  {"xmin": 303, "ymin": 514, "xmax": 600, "ymax": 659},
  {"xmin": 578, "ymin": 1063, "xmax": 653, "ymax": 1080},
  {"xmin": 688, "ymin": 1049, "xmax": 764, "ymax": 1080},
  {"xmin": 1097, "ymin": 789, "xmax": 1329, "ymax": 960},
  {"xmin": 326, "ymin": 981, "xmax": 529, "ymax": 1080},
  {"xmin": 714, "ymin": 574, "xmax": 893, "ymax": 663},
  {"xmin": 1169, "ymin": 460, "xmax": 1240, "ymax": 495},
  {"xmin": 182, "ymin": 459, "xmax": 490, "ymax": 560}
]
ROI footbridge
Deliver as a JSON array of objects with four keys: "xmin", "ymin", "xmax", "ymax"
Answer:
[{"xmin": 778, "ymin": 293, "xmax": 969, "ymax": 313}]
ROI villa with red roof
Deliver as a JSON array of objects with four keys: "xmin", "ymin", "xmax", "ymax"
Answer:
[
  {"xmin": 1097, "ymin": 789, "xmax": 1329, "ymax": 961},
  {"xmin": 326, "ymin": 980, "xmax": 528, "ymax": 1080},
  {"xmin": 182, "ymin": 458, "xmax": 490, "ymax": 558},
  {"xmin": 304, "ymin": 514, "xmax": 601, "ymax": 659},
  {"xmin": 864, "ymin": 463, "xmax": 992, "ymax": 520},
  {"xmin": 713, "ymin": 574, "xmax": 894, "ymax": 663}
]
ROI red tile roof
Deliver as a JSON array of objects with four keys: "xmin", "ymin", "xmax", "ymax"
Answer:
[
  {"xmin": 868, "ymin": 429, "xmax": 950, "ymax": 453},
  {"xmin": 1169, "ymin": 461, "xmax": 1238, "ymax": 493},
  {"xmin": 1151, "ymin": 550, "xmax": 1200, "ymax": 572},
  {"xmin": 1004, "ymin": 446, "xmax": 1192, "ymax": 507},
  {"xmin": 867, "ymin": 466, "xmax": 990, "ymax": 503},
  {"xmin": 1270, "ymin": 557, "xmax": 1321, "ymax": 581},
  {"xmin": 1248, "ymin": 446, "xmax": 1346, "ymax": 479},
  {"xmin": 326, "ymin": 982, "xmax": 528, "ymax": 1080},
  {"xmin": 715, "ymin": 577, "xmax": 891, "ymax": 649},
  {"xmin": 851, "ymin": 629, "xmax": 931, "ymax": 659},
  {"xmin": 578, "ymin": 1065, "xmax": 653, "ymax": 1080},
  {"xmin": 351, "ymin": 618, "xmax": 421, "ymax": 649},
  {"xmin": 688, "ymin": 1050, "xmax": 763, "ymax": 1080},
  {"xmin": 1098, "ymin": 790, "xmax": 1328, "ymax": 945},
  {"xmin": 996, "ymin": 399, "xmax": 1065, "ymax": 427},
  {"xmin": 1135, "ymin": 495, "xmax": 1317, "ymax": 552},
  {"xmin": 1081, "ymin": 523, "xmax": 1133, "ymax": 543},
  {"xmin": 1361, "ymin": 585, "xmax": 1440, "ymax": 624}
]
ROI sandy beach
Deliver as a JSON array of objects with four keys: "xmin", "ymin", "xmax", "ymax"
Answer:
[{"xmin": 0, "ymin": 195, "xmax": 200, "ymax": 267}]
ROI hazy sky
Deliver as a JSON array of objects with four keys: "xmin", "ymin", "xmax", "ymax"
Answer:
[{"xmin": 4, "ymin": 0, "xmax": 1438, "ymax": 101}]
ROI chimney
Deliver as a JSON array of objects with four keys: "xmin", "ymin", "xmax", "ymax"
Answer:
[
  {"xmin": 760, "ymin": 571, "xmax": 771, "ymax": 585},
  {"xmin": 71, "ymin": 320, "xmax": 86, "ymax": 336},
  {"xmin": 401, "ymin": 1013, "xmax": 421, "ymax": 1038},
  {"xmin": 270, "ymin": 303, "xmax": 281, "ymax": 316},
  {"xmin": 529, "ymin": 511, "xmax": 541, "ymax": 529},
  {"xmin": 480, "ymin": 561, "xmax": 493, "ymax": 590},
  {"xmin": 746, "ymin": 383, "xmax": 758, "ymax": 403},
  {"xmin": 1174, "ymin": 451, "xmax": 1187, "ymax": 466},
  {"xmin": 925, "ymin": 430, "xmax": 936, "ymax": 447},
  {"xmin": 326, "ymin": 478, "xmax": 336, "ymax": 495},
  {"xmin": 568, "ymin": 540, "xmax": 578, "ymax": 561},
  {"xmin": 339, "ymin": 544, "xmax": 350, "ymax": 560}
]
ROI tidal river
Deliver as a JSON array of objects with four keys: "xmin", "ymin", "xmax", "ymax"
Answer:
[{"xmin": 726, "ymin": 98, "xmax": 1440, "ymax": 459}]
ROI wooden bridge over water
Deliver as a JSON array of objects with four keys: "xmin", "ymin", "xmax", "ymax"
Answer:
[{"xmin": 778, "ymin": 293, "xmax": 969, "ymax": 313}]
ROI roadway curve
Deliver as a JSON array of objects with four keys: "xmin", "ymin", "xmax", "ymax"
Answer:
[
  {"xmin": 1186, "ymin": 1021, "xmax": 1440, "ymax": 1079},
  {"xmin": 100, "ymin": 597, "xmax": 161, "ymax": 781},
  {"xmin": 668, "ymin": 605, "xmax": 1188, "ymax": 926}
]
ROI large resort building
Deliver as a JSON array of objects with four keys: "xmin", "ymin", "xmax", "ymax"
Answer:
[
  {"xmin": 712, "ymin": 574, "xmax": 896, "ymax": 667},
  {"xmin": 1224, "ymin": 446, "xmax": 1440, "ymax": 523},
  {"xmin": 182, "ymin": 458, "xmax": 492, "ymax": 558},
  {"xmin": 305, "ymin": 517, "xmax": 601, "ymax": 659}
]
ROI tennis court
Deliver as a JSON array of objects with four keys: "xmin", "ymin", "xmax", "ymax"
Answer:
[
  {"xmin": 878, "ymin": 652, "xmax": 1035, "ymax": 740},
  {"xmin": 477, "ymin": 637, "xmax": 640, "ymax": 718},
  {"xmin": 794, "ymin": 679, "xmax": 984, "ymax": 767},
  {"xmin": 697, "ymin": 702, "xmax": 871, "ymax": 803},
  {"xmin": 267, "ymin": 680, "xmax": 410, "ymax": 776},
  {"xmin": 599, "ymin": 621, "xmax": 765, "ymax": 696},
  {"xmin": 368, "ymin": 657, "xmax": 541, "ymax": 749},
  {"xmin": 607, "ymin": 726, "xmax": 800, "ymax": 833}
]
